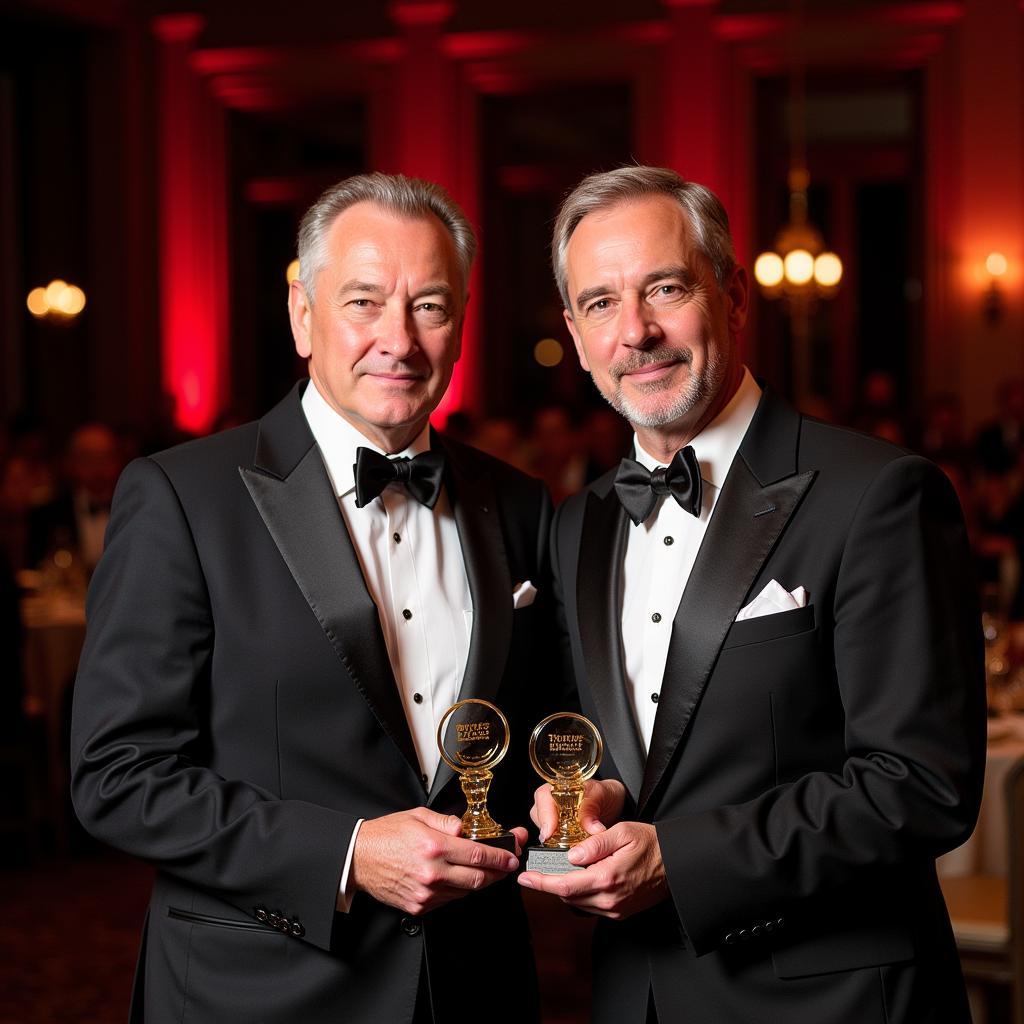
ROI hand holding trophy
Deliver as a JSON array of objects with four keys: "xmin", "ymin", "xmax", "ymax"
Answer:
[
  {"xmin": 436, "ymin": 698, "xmax": 516, "ymax": 852},
  {"xmin": 526, "ymin": 712, "xmax": 603, "ymax": 873}
]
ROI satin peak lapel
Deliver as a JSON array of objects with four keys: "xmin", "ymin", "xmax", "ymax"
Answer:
[
  {"xmin": 638, "ymin": 456, "xmax": 815, "ymax": 814},
  {"xmin": 576, "ymin": 487, "xmax": 646, "ymax": 803},
  {"xmin": 240, "ymin": 411, "xmax": 420, "ymax": 779},
  {"xmin": 428, "ymin": 441, "xmax": 513, "ymax": 803}
]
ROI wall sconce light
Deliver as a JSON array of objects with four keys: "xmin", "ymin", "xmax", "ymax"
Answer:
[
  {"xmin": 983, "ymin": 252, "xmax": 1007, "ymax": 325},
  {"xmin": 26, "ymin": 279, "xmax": 86, "ymax": 322}
]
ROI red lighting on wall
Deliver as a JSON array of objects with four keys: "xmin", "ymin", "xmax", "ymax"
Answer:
[{"xmin": 154, "ymin": 15, "xmax": 229, "ymax": 435}]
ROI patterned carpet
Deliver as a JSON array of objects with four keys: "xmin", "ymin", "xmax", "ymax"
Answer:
[
  {"xmin": 0, "ymin": 850, "xmax": 591, "ymax": 1024},
  {"xmin": 0, "ymin": 852, "xmax": 152, "ymax": 1024}
]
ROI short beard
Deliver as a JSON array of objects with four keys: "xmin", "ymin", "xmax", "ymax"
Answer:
[{"xmin": 591, "ymin": 344, "xmax": 725, "ymax": 429}]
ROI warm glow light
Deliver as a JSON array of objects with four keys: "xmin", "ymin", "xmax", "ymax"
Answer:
[
  {"xmin": 44, "ymin": 279, "xmax": 68, "ymax": 309},
  {"xmin": 986, "ymin": 252, "xmax": 1008, "ymax": 278},
  {"xmin": 754, "ymin": 252, "xmax": 785, "ymax": 288},
  {"xmin": 27, "ymin": 280, "xmax": 86, "ymax": 320},
  {"xmin": 784, "ymin": 249, "xmax": 815, "ymax": 286},
  {"xmin": 26, "ymin": 288, "xmax": 48, "ymax": 317},
  {"xmin": 534, "ymin": 337, "xmax": 564, "ymax": 367},
  {"xmin": 286, "ymin": 258, "xmax": 300, "ymax": 285},
  {"xmin": 813, "ymin": 252, "xmax": 843, "ymax": 288},
  {"xmin": 55, "ymin": 284, "xmax": 86, "ymax": 315}
]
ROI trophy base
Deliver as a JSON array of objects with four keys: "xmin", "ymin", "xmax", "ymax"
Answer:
[
  {"xmin": 470, "ymin": 831, "xmax": 517, "ymax": 852},
  {"xmin": 525, "ymin": 845, "xmax": 584, "ymax": 874}
]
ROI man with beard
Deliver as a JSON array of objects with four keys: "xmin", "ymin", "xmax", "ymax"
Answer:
[{"xmin": 519, "ymin": 166, "xmax": 985, "ymax": 1024}]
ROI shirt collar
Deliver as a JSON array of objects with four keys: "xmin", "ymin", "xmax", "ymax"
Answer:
[
  {"xmin": 300, "ymin": 379, "xmax": 432, "ymax": 499},
  {"xmin": 633, "ymin": 367, "xmax": 761, "ymax": 490}
]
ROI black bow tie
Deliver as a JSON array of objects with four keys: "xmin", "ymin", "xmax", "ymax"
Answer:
[
  {"xmin": 353, "ymin": 447, "xmax": 445, "ymax": 510},
  {"xmin": 613, "ymin": 446, "xmax": 703, "ymax": 525}
]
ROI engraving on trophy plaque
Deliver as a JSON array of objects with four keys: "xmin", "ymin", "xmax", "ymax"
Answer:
[
  {"xmin": 526, "ymin": 712, "xmax": 603, "ymax": 873},
  {"xmin": 436, "ymin": 698, "xmax": 516, "ymax": 852}
]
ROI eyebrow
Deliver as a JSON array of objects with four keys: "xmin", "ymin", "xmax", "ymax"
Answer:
[
  {"xmin": 335, "ymin": 280, "xmax": 456, "ymax": 302},
  {"xmin": 573, "ymin": 264, "xmax": 698, "ymax": 312}
]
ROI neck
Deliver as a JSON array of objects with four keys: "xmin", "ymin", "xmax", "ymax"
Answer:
[
  {"xmin": 341, "ymin": 410, "xmax": 429, "ymax": 455},
  {"xmin": 634, "ymin": 361, "xmax": 743, "ymax": 463}
]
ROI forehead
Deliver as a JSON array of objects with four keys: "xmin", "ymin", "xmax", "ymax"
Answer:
[
  {"xmin": 565, "ymin": 195, "xmax": 697, "ymax": 284},
  {"xmin": 322, "ymin": 201, "xmax": 460, "ymax": 285}
]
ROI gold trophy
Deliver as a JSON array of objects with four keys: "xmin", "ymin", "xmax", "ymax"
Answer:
[
  {"xmin": 436, "ymin": 698, "xmax": 516, "ymax": 852},
  {"xmin": 526, "ymin": 712, "xmax": 603, "ymax": 874}
]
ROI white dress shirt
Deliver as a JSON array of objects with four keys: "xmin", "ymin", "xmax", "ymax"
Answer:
[
  {"xmin": 302, "ymin": 381, "xmax": 473, "ymax": 908},
  {"xmin": 621, "ymin": 368, "xmax": 761, "ymax": 751}
]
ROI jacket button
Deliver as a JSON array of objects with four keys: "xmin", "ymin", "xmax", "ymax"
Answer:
[
  {"xmin": 290, "ymin": 919, "xmax": 305, "ymax": 938},
  {"xmin": 401, "ymin": 917, "xmax": 422, "ymax": 936},
  {"xmin": 268, "ymin": 911, "xmax": 282, "ymax": 926},
  {"xmin": 254, "ymin": 906, "xmax": 268, "ymax": 923},
  {"xmin": 764, "ymin": 919, "xmax": 775, "ymax": 933},
  {"xmin": 776, "ymin": 916, "xmax": 785, "ymax": 929},
  {"xmin": 751, "ymin": 924, "xmax": 764, "ymax": 938},
  {"xmin": 724, "ymin": 931, "xmax": 737, "ymax": 945},
  {"xmin": 738, "ymin": 928, "xmax": 750, "ymax": 942}
]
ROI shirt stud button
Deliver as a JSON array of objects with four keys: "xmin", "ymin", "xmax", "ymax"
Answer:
[
  {"xmin": 663, "ymin": 536, "xmax": 674, "ymax": 546},
  {"xmin": 402, "ymin": 609, "xmax": 412, "ymax": 620},
  {"xmin": 651, "ymin": 612, "xmax": 662, "ymax": 623},
  {"xmin": 651, "ymin": 692, "xmax": 659, "ymax": 704},
  {"xmin": 393, "ymin": 532, "xmax": 401, "ymax": 543},
  {"xmin": 413, "ymin": 692, "xmax": 423, "ymax": 704}
]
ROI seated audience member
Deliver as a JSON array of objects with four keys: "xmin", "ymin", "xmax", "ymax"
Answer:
[
  {"xmin": 27, "ymin": 423, "xmax": 125, "ymax": 573},
  {"xmin": 975, "ymin": 378, "xmax": 1024, "ymax": 478}
]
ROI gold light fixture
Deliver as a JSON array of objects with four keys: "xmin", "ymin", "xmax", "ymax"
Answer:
[
  {"xmin": 983, "ymin": 251, "xmax": 1007, "ymax": 324},
  {"xmin": 26, "ymin": 279, "xmax": 87, "ymax": 322},
  {"xmin": 754, "ymin": 168, "xmax": 843, "ymax": 302},
  {"xmin": 753, "ymin": 0, "xmax": 842, "ymax": 404}
]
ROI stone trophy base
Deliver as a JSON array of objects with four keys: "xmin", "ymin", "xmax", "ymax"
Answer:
[{"xmin": 525, "ymin": 845, "xmax": 583, "ymax": 874}]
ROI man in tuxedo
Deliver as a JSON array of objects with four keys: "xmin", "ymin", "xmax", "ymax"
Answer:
[
  {"xmin": 71, "ymin": 173, "xmax": 549, "ymax": 1023},
  {"xmin": 27, "ymin": 422, "xmax": 124, "ymax": 572},
  {"xmin": 519, "ymin": 166, "xmax": 985, "ymax": 1023}
]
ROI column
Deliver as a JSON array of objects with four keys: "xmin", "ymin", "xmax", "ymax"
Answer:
[
  {"xmin": 381, "ymin": 1, "xmax": 483, "ymax": 419},
  {"xmin": 152, "ymin": 14, "xmax": 229, "ymax": 435}
]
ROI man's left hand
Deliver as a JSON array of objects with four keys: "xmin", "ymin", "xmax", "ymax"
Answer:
[{"xmin": 517, "ymin": 821, "xmax": 668, "ymax": 919}]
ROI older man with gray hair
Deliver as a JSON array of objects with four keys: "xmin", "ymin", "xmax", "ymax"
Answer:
[
  {"xmin": 520, "ymin": 165, "xmax": 984, "ymax": 1024},
  {"xmin": 71, "ymin": 173, "xmax": 548, "ymax": 1024}
]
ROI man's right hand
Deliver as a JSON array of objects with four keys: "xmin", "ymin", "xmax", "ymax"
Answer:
[
  {"xmin": 352, "ymin": 807, "xmax": 525, "ymax": 915},
  {"xmin": 529, "ymin": 778, "xmax": 626, "ymax": 843}
]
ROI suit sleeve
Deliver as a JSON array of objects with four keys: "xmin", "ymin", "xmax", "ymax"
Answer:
[
  {"xmin": 655, "ymin": 455, "xmax": 987, "ymax": 955},
  {"xmin": 70, "ymin": 457, "xmax": 355, "ymax": 951}
]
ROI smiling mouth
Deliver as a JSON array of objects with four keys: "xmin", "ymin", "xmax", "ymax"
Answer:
[{"xmin": 621, "ymin": 360, "xmax": 679, "ymax": 381}]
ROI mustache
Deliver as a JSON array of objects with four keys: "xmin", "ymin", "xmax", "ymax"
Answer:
[{"xmin": 609, "ymin": 346, "xmax": 691, "ymax": 381}]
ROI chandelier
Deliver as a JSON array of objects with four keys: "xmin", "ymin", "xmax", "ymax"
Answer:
[{"xmin": 753, "ymin": 0, "xmax": 842, "ymax": 307}]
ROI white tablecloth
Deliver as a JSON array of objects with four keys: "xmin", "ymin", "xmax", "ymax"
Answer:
[{"xmin": 937, "ymin": 717, "xmax": 1024, "ymax": 879}]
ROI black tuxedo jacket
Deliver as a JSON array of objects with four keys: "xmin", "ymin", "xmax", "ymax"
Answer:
[
  {"xmin": 71, "ymin": 383, "xmax": 552, "ymax": 1023},
  {"xmin": 551, "ymin": 388, "xmax": 986, "ymax": 1024}
]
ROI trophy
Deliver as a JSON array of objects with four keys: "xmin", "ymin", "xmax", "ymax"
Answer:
[
  {"xmin": 436, "ymin": 698, "xmax": 516, "ymax": 852},
  {"xmin": 526, "ymin": 712, "xmax": 603, "ymax": 874}
]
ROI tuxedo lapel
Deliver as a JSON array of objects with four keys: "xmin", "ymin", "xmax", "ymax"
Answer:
[
  {"xmin": 576, "ymin": 486, "xmax": 646, "ymax": 803},
  {"xmin": 240, "ymin": 386, "xmax": 420, "ymax": 778},
  {"xmin": 638, "ymin": 390, "xmax": 815, "ymax": 814},
  {"xmin": 427, "ymin": 437, "xmax": 513, "ymax": 803}
]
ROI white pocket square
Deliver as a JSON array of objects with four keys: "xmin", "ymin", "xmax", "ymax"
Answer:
[
  {"xmin": 512, "ymin": 580, "xmax": 537, "ymax": 609},
  {"xmin": 735, "ymin": 579, "xmax": 808, "ymax": 622}
]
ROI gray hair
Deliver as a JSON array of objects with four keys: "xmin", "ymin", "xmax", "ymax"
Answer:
[
  {"xmin": 552, "ymin": 166, "xmax": 736, "ymax": 312},
  {"xmin": 297, "ymin": 172, "xmax": 477, "ymax": 303}
]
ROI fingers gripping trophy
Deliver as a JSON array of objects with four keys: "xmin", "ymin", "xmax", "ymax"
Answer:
[
  {"xmin": 436, "ymin": 698, "xmax": 516, "ymax": 852},
  {"xmin": 526, "ymin": 712, "xmax": 603, "ymax": 874}
]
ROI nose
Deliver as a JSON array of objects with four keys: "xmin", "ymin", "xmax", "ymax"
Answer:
[
  {"xmin": 378, "ymin": 305, "xmax": 419, "ymax": 359},
  {"xmin": 620, "ymin": 293, "xmax": 661, "ymax": 348}
]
